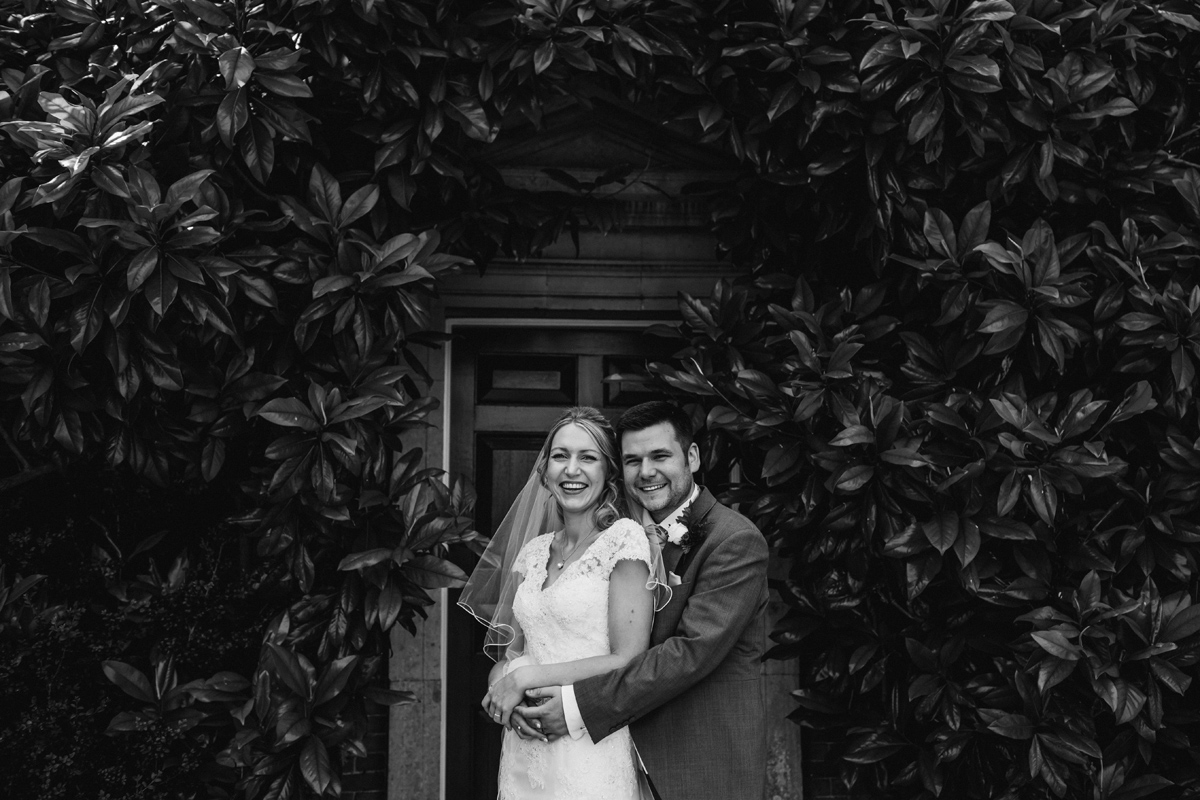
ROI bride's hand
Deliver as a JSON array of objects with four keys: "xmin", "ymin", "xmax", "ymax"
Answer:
[{"xmin": 482, "ymin": 668, "xmax": 529, "ymax": 727}]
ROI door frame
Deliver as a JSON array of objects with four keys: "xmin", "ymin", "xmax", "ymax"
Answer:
[{"xmin": 437, "ymin": 316, "xmax": 663, "ymax": 799}]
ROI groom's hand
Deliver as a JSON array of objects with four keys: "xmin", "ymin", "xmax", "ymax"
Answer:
[{"xmin": 519, "ymin": 686, "xmax": 568, "ymax": 739}]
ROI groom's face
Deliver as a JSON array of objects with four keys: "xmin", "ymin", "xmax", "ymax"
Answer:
[{"xmin": 621, "ymin": 422, "xmax": 700, "ymax": 523}]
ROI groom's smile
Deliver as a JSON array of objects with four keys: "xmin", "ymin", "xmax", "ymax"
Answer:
[
  {"xmin": 631, "ymin": 481, "xmax": 669, "ymax": 507},
  {"xmin": 620, "ymin": 421, "xmax": 700, "ymax": 522}
]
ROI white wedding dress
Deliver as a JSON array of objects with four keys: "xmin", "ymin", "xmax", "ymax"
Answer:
[{"xmin": 498, "ymin": 518, "xmax": 653, "ymax": 800}]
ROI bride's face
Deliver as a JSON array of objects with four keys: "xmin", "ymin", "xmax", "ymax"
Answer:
[{"xmin": 545, "ymin": 423, "xmax": 608, "ymax": 518}]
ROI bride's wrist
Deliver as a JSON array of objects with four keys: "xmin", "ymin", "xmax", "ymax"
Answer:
[
  {"xmin": 488, "ymin": 659, "xmax": 511, "ymax": 690},
  {"xmin": 512, "ymin": 666, "xmax": 535, "ymax": 690}
]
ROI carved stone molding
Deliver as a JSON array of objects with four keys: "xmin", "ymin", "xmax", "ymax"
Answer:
[
  {"xmin": 440, "ymin": 257, "xmax": 732, "ymax": 315},
  {"xmin": 478, "ymin": 97, "xmax": 738, "ymax": 232}
]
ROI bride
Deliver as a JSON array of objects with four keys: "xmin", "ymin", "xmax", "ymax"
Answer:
[{"xmin": 459, "ymin": 406, "xmax": 659, "ymax": 800}]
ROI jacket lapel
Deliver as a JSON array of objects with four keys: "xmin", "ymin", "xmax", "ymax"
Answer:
[
  {"xmin": 673, "ymin": 486, "xmax": 717, "ymax": 577},
  {"xmin": 649, "ymin": 488, "xmax": 718, "ymax": 643},
  {"xmin": 663, "ymin": 541, "xmax": 683, "ymax": 573}
]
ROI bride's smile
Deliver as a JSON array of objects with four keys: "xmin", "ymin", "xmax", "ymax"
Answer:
[{"xmin": 546, "ymin": 423, "xmax": 606, "ymax": 514}]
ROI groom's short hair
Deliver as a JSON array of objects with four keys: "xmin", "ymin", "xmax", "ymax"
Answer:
[{"xmin": 616, "ymin": 401, "xmax": 694, "ymax": 451}]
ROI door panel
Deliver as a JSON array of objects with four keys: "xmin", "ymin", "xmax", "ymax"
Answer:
[
  {"xmin": 477, "ymin": 435, "xmax": 544, "ymax": 540},
  {"xmin": 444, "ymin": 326, "xmax": 669, "ymax": 800}
]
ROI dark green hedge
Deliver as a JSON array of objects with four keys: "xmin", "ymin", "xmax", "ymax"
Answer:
[
  {"xmin": 1, "ymin": 472, "xmax": 263, "ymax": 797},
  {"xmin": 0, "ymin": 0, "xmax": 497, "ymax": 794},
  {"xmin": 3, "ymin": 0, "xmax": 1200, "ymax": 798},
  {"xmin": 625, "ymin": 2, "xmax": 1200, "ymax": 799}
]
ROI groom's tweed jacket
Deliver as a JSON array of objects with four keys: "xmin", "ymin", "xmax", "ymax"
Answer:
[{"xmin": 573, "ymin": 487, "xmax": 769, "ymax": 800}]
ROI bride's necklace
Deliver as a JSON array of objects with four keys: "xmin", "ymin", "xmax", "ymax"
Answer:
[{"xmin": 554, "ymin": 528, "xmax": 598, "ymax": 570}]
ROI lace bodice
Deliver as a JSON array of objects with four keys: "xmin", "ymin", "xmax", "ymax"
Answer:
[
  {"xmin": 498, "ymin": 518, "xmax": 653, "ymax": 800},
  {"xmin": 511, "ymin": 518, "xmax": 651, "ymax": 666}
]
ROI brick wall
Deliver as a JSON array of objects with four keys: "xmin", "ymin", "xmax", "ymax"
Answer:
[
  {"xmin": 342, "ymin": 702, "xmax": 389, "ymax": 800},
  {"xmin": 803, "ymin": 730, "xmax": 852, "ymax": 800}
]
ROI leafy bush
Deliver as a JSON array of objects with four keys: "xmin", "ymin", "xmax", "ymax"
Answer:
[
  {"xmin": 617, "ymin": 1, "xmax": 1200, "ymax": 798},
  {"xmin": 0, "ymin": 469, "xmax": 263, "ymax": 797},
  {"xmin": 0, "ymin": 0, "xmax": 498, "ymax": 794}
]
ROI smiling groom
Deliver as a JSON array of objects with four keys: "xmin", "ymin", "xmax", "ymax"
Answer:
[{"xmin": 520, "ymin": 401, "xmax": 770, "ymax": 800}]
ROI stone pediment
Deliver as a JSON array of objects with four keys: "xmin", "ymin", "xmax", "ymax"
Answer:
[
  {"xmin": 481, "ymin": 98, "xmax": 736, "ymax": 228},
  {"xmin": 485, "ymin": 98, "xmax": 733, "ymax": 171},
  {"xmin": 441, "ymin": 97, "xmax": 738, "ymax": 313}
]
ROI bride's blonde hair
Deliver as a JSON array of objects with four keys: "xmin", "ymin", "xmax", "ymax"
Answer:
[{"xmin": 534, "ymin": 407, "xmax": 623, "ymax": 530}]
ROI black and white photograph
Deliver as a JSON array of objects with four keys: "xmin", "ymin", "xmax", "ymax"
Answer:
[{"xmin": 2, "ymin": 0, "xmax": 1199, "ymax": 798}]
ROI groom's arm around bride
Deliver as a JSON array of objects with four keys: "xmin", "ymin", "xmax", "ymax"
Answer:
[{"xmin": 520, "ymin": 401, "xmax": 770, "ymax": 800}]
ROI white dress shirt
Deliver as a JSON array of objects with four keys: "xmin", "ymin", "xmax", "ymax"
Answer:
[{"xmin": 561, "ymin": 484, "xmax": 701, "ymax": 739}]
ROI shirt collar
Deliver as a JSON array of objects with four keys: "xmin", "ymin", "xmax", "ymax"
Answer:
[{"xmin": 648, "ymin": 484, "xmax": 700, "ymax": 540}]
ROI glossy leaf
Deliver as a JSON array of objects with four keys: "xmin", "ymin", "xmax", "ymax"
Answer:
[{"xmin": 103, "ymin": 661, "xmax": 156, "ymax": 703}]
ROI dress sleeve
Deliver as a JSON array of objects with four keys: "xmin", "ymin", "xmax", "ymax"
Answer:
[{"xmin": 593, "ymin": 519, "xmax": 652, "ymax": 578}]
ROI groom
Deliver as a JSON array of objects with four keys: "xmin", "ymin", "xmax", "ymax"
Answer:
[{"xmin": 517, "ymin": 401, "xmax": 769, "ymax": 800}]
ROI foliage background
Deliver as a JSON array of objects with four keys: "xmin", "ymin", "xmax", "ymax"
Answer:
[{"xmin": 3, "ymin": 0, "xmax": 1200, "ymax": 798}]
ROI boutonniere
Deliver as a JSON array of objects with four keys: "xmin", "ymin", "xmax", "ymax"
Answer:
[{"xmin": 667, "ymin": 503, "xmax": 709, "ymax": 554}]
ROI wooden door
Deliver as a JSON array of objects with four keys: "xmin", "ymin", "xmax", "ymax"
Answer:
[{"xmin": 444, "ymin": 325, "xmax": 669, "ymax": 799}]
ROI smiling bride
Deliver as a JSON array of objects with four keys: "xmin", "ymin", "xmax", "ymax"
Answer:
[{"xmin": 458, "ymin": 406, "xmax": 659, "ymax": 800}]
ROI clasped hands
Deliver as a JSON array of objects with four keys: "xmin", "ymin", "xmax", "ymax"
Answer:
[{"xmin": 482, "ymin": 668, "xmax": 568, "ymax": 742}]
